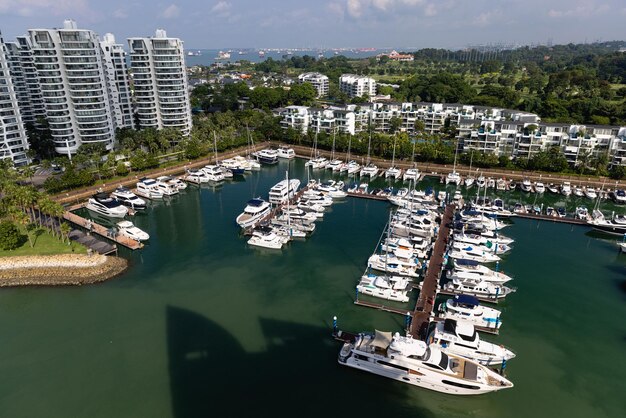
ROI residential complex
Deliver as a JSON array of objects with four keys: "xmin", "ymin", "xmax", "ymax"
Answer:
[
  {"xmin": 100, "ymin": 33, "xmax": 134, "ymax": 130},
  {"xmin": 128, "ymin": 29, "xmax": 192, "ymax": 136},
  {"xmin": 0, "ymin": 33, "xmax": 29, "ymax": 166},
  {"xmin": 278, "ymin": 102, "xmax": 626, "ymax": 167},
  {"xmin": 339, "ymin": 74, "xmax": 376, "ymax": 98},
  {"xmin": 297, "ymin": 72, "xmax": 329, "ymax": 98}
]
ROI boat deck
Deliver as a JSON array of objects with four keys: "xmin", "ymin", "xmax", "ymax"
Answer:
[
  {"xmin": 63, "ymin": 204, "xmax": 143, "ymax": 250},
  {"xmin": 409, "ymin": 204, "xmax": 454, "ymax": 340}
]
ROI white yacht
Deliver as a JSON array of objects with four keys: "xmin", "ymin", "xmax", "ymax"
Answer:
[
  {"xmin": 268, "ymin": 179, "xmax": 301, "ymax": 205},
  {"xmin": 403, "ymin": 167, "xmax": 421, "ymax": 182},
  {"xmin": 584, "ymin": 187, "xmax": 597, "ymax": 200},
  {"xmin": 316, "ymin": 181, "xmax": 347, "ymax": 199},
  {"xmin": 445, "ymin": 171, "xmax": 462, "ymax": 186},
  {"xmin": 438, "ymin": 295, "xmax": 503, "ymax": 330},
  {"xmin": 253, "ymin": 148, "xmax": 279, "ymax": 165},
  {"xmin": 201, "ymin": 165, "xmax": 225, "ymax": 182},
  {"xmin": 449, "ymin": 269, "xmax": 512, "ymax": 286},
  {"xmin": 276, "ymin": 146, "xmax": 296, "ymax": 159},
  {"xmin": 220, "ymin": 157, "xmax": 247, "ymax": 175},
  {"xmin": 111, "ymin": 187, "xmax": 146, "ymax": 210},
  {"xmin": 356, "ymin": 274, "xmax": 411, "ymax": 302},
  {"xmin": 385, "ymin": 166, "xmax": 401, "ymax": 180},
  {"xmin": 116, "ymin": 220, "xmax": 150, "ymax": 242},
  {"xmin": 453, "ymin": 231, "xmax": 514, "ymax": 246},
  {"xmin": 464, "ymin": 176, "xmax": 475, "ymax": 188},
  {"xmin": 235, "ymin": 198, "xmax": 271, "ymax": 228},
  {"xmin": 561, "ymin": 181, "xmax": 572, "ymax": 196},
  {"xmin": 327, "ymin": 159, "xmax": 343, "ymax": 171},
  {"xmin": 429, "ymin": 319, "xmax": 515, "ymax": 366},
  {"xmin": 496, "ymin": 178, "xmax": 506, "ymax": 191},
  {"xmin": 182, "ymin": 169, "xmax": 210, "ymax": 184},
  {"xmin": 587, "ymin": 210, "xmax": 626, "ymax": 235},
  {"xmin": 448, "ymin": 245, "xmax": 501, "ymax": 263},
  {"xmin": 452, "ymin": 240, "xmax": 511, "ymax": 255},
  {"xmin": 86, "ymin": 193, "xmax": 129, "ymax": 218},
  {"xmin": 452, "ymin": 259, "xmax": 513, "ymax": 284},
  {"xmin": 156, "ymin": 175, "xmax": 187, "ymax": 190},
  {"xmin": 247, "ymin": 226, "xmax": 289, "ymax": 249},
  {"xmin": 367, "ymin": 255, "xmax": 420, "ymax": 278},
  {"xmin": 476, "ymin": 176, "xmax": 486, "ymax": 188},
  {"xmin": 135, "ymin": 178, "xmax": 164, "ymax": 200},
  {"xmin": 360, "ymin": 163, "xmax": 379, "ymax": 178},
  {"xmin": 380, "ymin": 237, "xmax": 428, "ymax": 260},
  {"xmin": 534, "ymin": 182, "xmax": 545, "ymax": 194},
  {"xmin": 337, "ymin": 330, "xmax": 513, "ymax": 395},
  {"xmin": 573, "ymin": 186, "xmax": 584, "ymax": 197},
  {"xmin": 154, "ymin": 178, "xmax": 179, "ymax": 196},
  {"xmin": 609, "ymin": 189, "xmax": 626, "ymax": 204},
  {"xmin": 305, "ymin": 156, "xmax": 328, "ymax": 169},
  {"xmin": 296, "ymin": 200, "xmax": 325, "ymax": 214},
  {"xmin": 443, "ymin": 278, "xmax": 515, "ymax": 300},
  {"xmin": 346, "ymin": 160, "xmax": 361, "ymax": 175},
  {"xmin": 520, "ymin": 179, "xmax": 533, "ymax": 192}
]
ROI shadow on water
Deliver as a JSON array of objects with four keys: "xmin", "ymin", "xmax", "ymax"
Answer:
[{"xmin": 167, "ymin": 306, "xmax": 435, "ymax": 418}]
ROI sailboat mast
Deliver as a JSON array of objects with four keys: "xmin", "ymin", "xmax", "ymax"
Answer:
[{"xmin": 332, "ymin": 128, "xmax": 336, "ymax": 161}]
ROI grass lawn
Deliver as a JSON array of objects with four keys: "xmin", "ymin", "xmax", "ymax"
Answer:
[{"xmin": 0, "ymin": 227, "xmax": 86, "ymax": 258}]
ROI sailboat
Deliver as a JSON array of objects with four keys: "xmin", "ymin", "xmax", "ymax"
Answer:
[
  {"xmin": 385, "ymin": 135, "xmax": 402, "ymax": 180},
  {"xmin": 305, "ymin": 131, "xmax": 328, "ymax": 169},
  {"xmin": 244, "ymin": 125, "xmax": 261, "ymax": 170},
  {"xmin": 327, "ymin": 129, "xmax": 343, "ymax": 171},
  {"xmin": 403, "ymin": 139, "xmax": 420, "ymax": 182},
  {"xmin": 446, "ymin": 141, "xmax": 462, "ymax": 185},
  {"xmin": 214, "ymin": 132, "xmax": 234, "ymax": 178},
  {"xmin": 464, "ymin": 151, "xmax": 475, "ymax": 188},
  {"xmin": 360, "ymin": 116, "xmax": 379, "ymax": 178}
]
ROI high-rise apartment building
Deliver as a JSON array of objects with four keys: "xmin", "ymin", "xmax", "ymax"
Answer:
[
  {"xmin": 128, "ymin": 29, "xmax": 192, "ymax": 136},
  {"xmin": 0, "ymin": 32, "xmax": 29, "ymax": 166},
  {"xmin": 339, "ymin": 74, "xmax": 376, "ymax": 98},
  {"xmin": 101, "ymin": 33, "xmax": 134, "ymax": 130},
  {"xmin": 297, "ymin": 72, "xmax": 329, "ymax": 98},
  {"xmin": 28, "ymin": 20, "xmax": 118, "ymax": 155}
]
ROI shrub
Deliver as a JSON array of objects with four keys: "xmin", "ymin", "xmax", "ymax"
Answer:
[{"xmin": 0, "ymin": 221, "xmax": 22, "ymax": 251}]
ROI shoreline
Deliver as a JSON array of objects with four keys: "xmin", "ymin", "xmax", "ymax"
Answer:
[{"xmin": 0, "ymin": 254, "xmax": 128, "ymax": 287}]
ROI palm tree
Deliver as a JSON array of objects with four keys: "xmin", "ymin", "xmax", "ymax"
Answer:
[
  {"xmin": 59, "ymin": 222, "xmax": 71, "ymax": 244},
  {"xmin": 13, "ymin": 210, "xmax": 34, "ymax": 248}
]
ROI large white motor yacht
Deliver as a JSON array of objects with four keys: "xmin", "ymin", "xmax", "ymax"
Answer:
[
  {"xmin": 247, "ymin": 226, "xmax": 289, "ymax": 249},
  {"xmin": 276, "ymin": 146, "xmax": 296, "ymax": 159},
  {"xmin": 182, "ymin": 170, "xmax": 210, "ymax": 184},
  {"xmin": 201, "ymin": 165, "xmax": 225, "ymax": 182},
  {"xmin": 154, "ymin": 178, "xmax": 179, "ymax": 196},
  {"xmin": 111, "ymin": 187, "xmax": 146, "ymax": 210},
  {"xmin": 442, "ymin": 278, "xmax": 515, "ymax": 300},
  {"xmin": 452, "ymin": 259, "xmax": 513, "ymax": 284},
  {"xmin": 135, "ymin": 178, "xmax": 164, "ymax": 200},
  {"xmin": 356, "ymin": 274, "xmax": 411, "ymax": 302},
  {"xmin": 429, "ymin": 319, "xmax": 515, "ymax": 366},
  {"xmin": 268, "ymin": 179, "xmax": 301, "ymax": 205},
  {"xmin": 337, "ymin": 330, "xmax": 513, "ymax": 395},
  {"xmin": 236, "ymin": 198, "xmax": 271, "ymax": 228},
  {"xmin": 116, "ymin": 220, "xmax": 150, "ymax": 241},
  {"xmin": 86, "ymin": 193, "xmax": 129, "ymax": 218},
  {"xmin": 157, "ymin": 175, "xmax": 187, "ymax": 190},
  {"xmin": 438, "ymin": 295, "xmax": 503, "ymax": 330}
]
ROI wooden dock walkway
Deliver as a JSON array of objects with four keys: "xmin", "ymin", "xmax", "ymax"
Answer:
[
  {"xmin": 346, "ymin": 192, "xmax": 390, "ymax": 201},
  {"xmin": 63, "ymin": 205, "xmax": 143, "ymax": 250},
  {"xmin": 67, "ymin": 230, "xmax": 117, "ymax": 255},
  {"xmin": 409, "ymin": 204, "xmax": 455, "ymax": 340},
  {"xmin": 514, "ymin": 212, "xmax": 588, "ymax": 225},
  {"xmin": 353, "ymin": 300, "xmax": 411, "ymax": 315}
]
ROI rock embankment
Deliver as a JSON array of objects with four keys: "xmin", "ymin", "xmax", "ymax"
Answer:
[{"xmin": 0, "ymin": 254, "xmax": 128, "ymax": 287}]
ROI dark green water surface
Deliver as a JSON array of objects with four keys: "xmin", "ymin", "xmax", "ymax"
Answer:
[{"xmin": 0, "ymin": 160, "xmax": 624, "ymax": 418}]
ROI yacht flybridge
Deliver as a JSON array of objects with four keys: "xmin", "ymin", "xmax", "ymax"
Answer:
[
  {"xmin": 438, "ymin": 295, "xmax": 503, "ymax": 330},
  {"xmin": 277, "ymin": 146, "xmax": 295, "ymax": 159},
  {"xmin": 111, "ymin": 187, "xmax": 146, "ymax": 210},
  {"xmin": 337, "ymin": 330, "xmax": 513, "ymax": 395},
  {"xmin": 268, "ymin": 179, "xmax": 301, "ymax": 205},
  {"xmin": 235, "ymin": 198, "xmax": 271, "ymax": 228}
]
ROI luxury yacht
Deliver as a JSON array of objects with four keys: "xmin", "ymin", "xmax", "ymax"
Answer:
[
  {"xmin": 448, "ymin": 245, "xmax": 501, "ymax": 263},
  {"xmin": 268, "ymin": 179, "xmax": 301, "ymax": 205},
  {"xmin": 247, "ymin": 226, "xmax": 289, "ymax": 249},
  {"xmin": 442, "ymin": 278, "xmax": 515, "ymax": 300},
  {"xmin": 182, "ymin": 169, "xmax": 210, "ymax": 184},
  {"xmin": 235, "ymin": 198, "xmax": 271, "ymax": 228},
  {"xmin": 588, "ymin": 210, "xmax": 626, "ymax": 235},
  {"xmin": 86, "ymin": 193, "xmax": 129, "ymax": 218},
  {"xmin": 304, "ymin": 156, "xmax": 328, "ymax": 169},
  {"xmin": 367, "ymin": 255, "xmax": 420, "ymax": 278},
  {"xmin": 276, "ymin": 146, "xmax": 296, "ymax": 159},
  {"xmin": 453, "ymin": 231, "xmax": 514, "ymax": 246},
  {"xmin": 438, "ymin": 295, "xmax": 503, "ymax": 330},
  {"xmin": 253, "ymin": 148, "xmax": 279, "ymax": 164},
  {"xmin": 156, "ymin": 175, "xmax": 187, "ymax": 190},
  {"xmin": 135, "ymin": 178, "xmax": 164, "ymax": 200},
  {"xmin": 220, "ymin": 158, "xmax": 246, "ymax": 175},
  {"xmin": 429, "ymin": 319, "xmax": 515, "ymax": 366},
  {"xmin": 316, "ymin": 181, "xmax": 347, "ymax": 198},
  {"xmin": 201, "ymin": 165, "xmax": 225, "ymax": 182},
  {"xmin": 111, "ymin": 187, "xmax": 146, "ymax": 210},
  {"xmin": 452, "ymin": 259, "xmax": 513, "ymax": 284},
  {"xmin": 452, "ymin": 240, "xmax": 511, "ymax": 255},
  {"xmin": 337, "ymin": 330, "xmax": 513, "ymax": 395},
  {"xmin": 154, "ymin": 177, "xmax": 179, "ymax": 196},
  {"xmin": 116, "ymin": 220, "xmax": 149, "ymax": 241},
  {"xmin": 356, "ymin": 274, "xmax": 411, "ymax": 302}
]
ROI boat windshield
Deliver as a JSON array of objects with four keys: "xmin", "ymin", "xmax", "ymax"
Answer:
[{"xmin": 439, "ymin": 352, "xmax": 449, "ymax": 370}]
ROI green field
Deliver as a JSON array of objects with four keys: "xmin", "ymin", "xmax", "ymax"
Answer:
[{"xmin": 0, "ymin": 228, "xmax": 86, "ymax": 257}]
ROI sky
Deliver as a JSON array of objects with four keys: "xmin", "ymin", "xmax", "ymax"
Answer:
[{"xmin": 0, "ymin": 0, "xmax": 625, "ymax": 49}]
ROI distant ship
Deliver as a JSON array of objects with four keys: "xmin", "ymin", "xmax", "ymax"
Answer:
[
  {"xmin": 187, "ymin": 50, "xmax": 201, "ymax": 56},
  {"xmin": 258, "ymin": 50, "xmax": 266, "ymax": 57},
  {"xmin": 215, "ymin": 50, "xmax": 231, "ymax": 60}
]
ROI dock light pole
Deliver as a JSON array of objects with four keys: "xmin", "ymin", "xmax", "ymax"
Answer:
[
  {"xmin": 405, "ymin": 312, "xmax": 412, "ymax": 333},
  {"xmin": 495, "ymin": 286, "xmax": 500, "ymax": 301},
  {"xmin": 333, "ymin": 316, "xmax": 338, "ymax": 334},
  {"xmin": 500, "ymin": 358, "xmax": 507, "ymax": 376},
  {"xmin": 495, "ymin": 261, "xmax": 500, "ymax": 273},
  {"xmin": 355, "ymin": 287, "xmax": 359, "ymax": 302}
]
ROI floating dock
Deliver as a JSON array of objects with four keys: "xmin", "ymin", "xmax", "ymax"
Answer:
[
  {"xmin": 409, "ymin": 204, "xmax": 454, "ymax": 340},
  {"xmin": 67, "ymin": 230, "xmax": 118, "ymax": 255},
  {"xmin": 63, "ymin": 204, "xmax": 143, "ymax": 250}
]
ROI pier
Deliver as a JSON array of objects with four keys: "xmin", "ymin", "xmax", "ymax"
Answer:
[
  {"xmin": 63, "ymin": 204, "xmax": 143, "ymax": 250},
  {"xmin": 409, "ymin": 204, "xmax": 455, "ymax": 340},
  {"xmin": 346, "ymin": 191, "xmax": 389, "ymax": 201}
]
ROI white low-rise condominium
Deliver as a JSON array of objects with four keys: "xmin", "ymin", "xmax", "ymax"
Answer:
[
  {"xmin": 28, "ymin": 20, "xmax": 126, "ymax": 155},
  {"xmin": 0, "ymin": 32, "xmax": 29, "ymax": 166},
  {"xmin": 297, "ymin": 72, "xmax": 329, "ymax": 98},
  {"xmin": 128, "ymin": 29, "xmax": 192, "ymax": 136},
  {"xmin": 339, "ymin": 74, "xmax": 376, "ymax": 98}
]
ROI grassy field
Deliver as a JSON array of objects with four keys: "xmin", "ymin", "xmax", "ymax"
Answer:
[{"xmin": 0, "ymin": 228, "xmax": 86, "ymax": 258}]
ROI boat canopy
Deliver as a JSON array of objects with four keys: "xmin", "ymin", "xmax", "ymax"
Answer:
[
  {"xmin": 247, "ymin": 198, "xmax": 265, "ymax": 206},
  {"xmin": 453, "ymin": 294, "xmax": 480, "ymax": 306},
  {"xmin": 371, "ymin": 330, "xmax": 393, "ymax": 349},
  {"xmin": 456, "ymin": 259, "xmax": 479, "ymax": 267}
]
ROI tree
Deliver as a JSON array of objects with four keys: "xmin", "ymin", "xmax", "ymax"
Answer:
[
  {"xmin": 288, "ymin": 83, "xmax": 317, "ymax": 106},
  {"xmin": 59, "ymin": 222, "xmax": 72, "ymax": 244},
  {"xmin": 0, "ymin": 220, "xmax": 21, "ymax": 251},
  {"xmin": 609, "ymin": 165, "xmax": 626, "ymax": 180}
]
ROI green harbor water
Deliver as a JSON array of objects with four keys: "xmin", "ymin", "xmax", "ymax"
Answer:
[{"xmin": 0, "ymin": 160, "xmax": 625, "ymax": 418}]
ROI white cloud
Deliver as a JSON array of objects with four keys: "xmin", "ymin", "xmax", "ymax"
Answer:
[
  {"xmin": 113, "ymin": 8, "xmax": 128, "ymax": 19},
  {"xmin": 0, "ymin": 0, "xmax": 93, "ymax": 18},
  {"xmin": 372, "ymin": 0, "xmax": 393, "ymax": 10},
  {"xmin": 347, "ymin": 0, "xmax": 364, "ymax": 18},
  {"xmin": 161, "ymin": 3, "xmax": 180, "ymax": 19},
  {"xmin": 327, "ymin": 1, "xmax": 345, "ymax": 18},
  {"xmin": 211, "ymin": 1, "xmax": 231, "ymax": 13},
  {"xmin": 474, "ymin": 10, "xmax": 502, "ymax": 27},
  {"xmin": 548, "ymin": 0, "xmax": 609, "ymax": 18}
]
